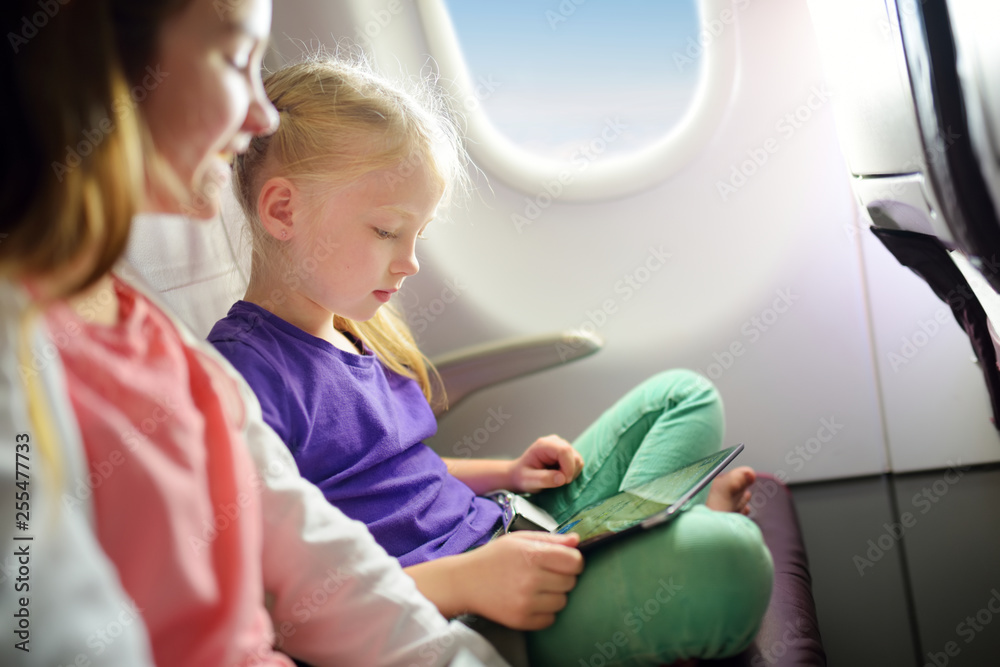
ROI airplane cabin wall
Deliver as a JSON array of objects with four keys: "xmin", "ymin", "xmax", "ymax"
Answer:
[{"xmin": 265, "ymin": 0, "xmax": 1000, "ymax": 482}]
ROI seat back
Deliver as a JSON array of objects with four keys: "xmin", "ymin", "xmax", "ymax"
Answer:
[
  {"xmin": 809, "ymin": 0, "xmax": 1000, "ymax": 287},
  {"xmin": 123, "ymin": 194, "xmax": 250, "ymax": 339},
  {"xmin": 809, "ymin": 0, "xmax": 1000, "ymax": 427}
]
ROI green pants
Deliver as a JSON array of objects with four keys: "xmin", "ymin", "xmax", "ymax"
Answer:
[{"xmin": 526, "ymin": 370, "xmax": 774, "ymax": 666}]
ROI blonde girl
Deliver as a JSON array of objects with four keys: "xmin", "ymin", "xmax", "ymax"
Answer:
[
  {"xmin": 211, "ymin": 55, "xmax": 776, "ymax": 666},
  {"xmin": 0, "ymin": 1, "xmax": 507, "ymax": 665}
]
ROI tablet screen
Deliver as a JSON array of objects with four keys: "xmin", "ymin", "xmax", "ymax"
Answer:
[{"xmin": 554, "ymin": 446, "xmax": 740, "ymax": 543}]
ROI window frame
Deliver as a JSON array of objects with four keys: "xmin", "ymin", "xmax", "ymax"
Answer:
[{"xmin": 413, "ymin": 0, "xmax": 740, "ymax": 202}]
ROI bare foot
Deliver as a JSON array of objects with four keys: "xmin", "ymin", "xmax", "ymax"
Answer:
[{"xmin": 706, "ymin": 466, "xmax": 756, "ymax": 514}]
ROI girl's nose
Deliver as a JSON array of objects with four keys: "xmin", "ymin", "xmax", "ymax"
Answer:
[
  {"xmin": 393, "ymin": 243, "xmax": 420, "ymax": 277},
  {"xmin": 244, "ymin": 80, "xmax": 279, "ymax": 137}
]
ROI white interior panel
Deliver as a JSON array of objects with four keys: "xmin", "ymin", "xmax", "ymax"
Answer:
[
  {"xmin": 383, "ymin": 0, "xmax": 886, "ymax": 483},
  {"xmin": 806, "ymin": 0, "xmax": 925, "ymax": 177}
]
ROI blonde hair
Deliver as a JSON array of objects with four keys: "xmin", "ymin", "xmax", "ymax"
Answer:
[{"xmin": 234, "ymin": 56, "xmax": 469, "ymax": 406}]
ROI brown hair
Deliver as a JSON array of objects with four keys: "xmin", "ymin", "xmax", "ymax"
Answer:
[
  {"xmin": 234, "ymin": 55, "xmax": 469, "ymax": 405},
  {"xmin": 1, "ymin": 0, "xmax": 195, "ymax": 496},
  {"xmin": 0, "ymin": 0, "xmax": 190, "ymax": 299}
]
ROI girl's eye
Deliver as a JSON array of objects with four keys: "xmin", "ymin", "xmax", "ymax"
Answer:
[
  {"xmin": 224, "ymin": 54, "xmax": 251, "ymax": 74},
  {"xmin": 374, "ymin": 228, "xmax": 397, "ymax": 240},
  {"xmin": 223, "ymin": 40, "xmax": 256, "ymax": 73}
]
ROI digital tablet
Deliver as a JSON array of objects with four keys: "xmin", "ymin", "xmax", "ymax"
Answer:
[{"xmin": 553, "ymin": 444, "xmax": 745, "ymax": 552}]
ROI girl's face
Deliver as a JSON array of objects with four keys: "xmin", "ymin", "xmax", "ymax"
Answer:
[
  {"xmin": 289, "ymin": 161, "xmax": 444, "ymax": 324},
  {"xmin": 143, "ymin": 0, "xmax": 277, "ymax": 218}
]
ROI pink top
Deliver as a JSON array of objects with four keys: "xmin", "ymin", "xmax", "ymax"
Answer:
[{"xmin": 48, "ymin": 277, "xmax": 293, "ymax": 667}]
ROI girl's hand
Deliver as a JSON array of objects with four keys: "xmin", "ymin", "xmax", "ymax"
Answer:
[
  {"xmin": 460, "ymin": 531, "xmax": 584, "ymax": 630},
  {"xmin": 509, "ymin": 435, "xmax": 584, "ymax": 493}
]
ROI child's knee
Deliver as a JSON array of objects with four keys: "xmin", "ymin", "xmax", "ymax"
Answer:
[
  {"xmin": 670, "ymin": 509, "xmax": 774, "ymax": 655},
  {"xmin": 645, "ymin": 369, "xmax": 723, "ymax": 431},
  {"xmin": 641, "ymin": 369, "xmax": 719, "ymax": 406}
]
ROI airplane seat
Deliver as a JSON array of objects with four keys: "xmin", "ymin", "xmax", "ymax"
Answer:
[
  {"xmin": 121, "ymin": 213, "xmax": 247, "ymax": 339},
  {"xmin": 121, "ymin": 209, "xmax": 824, "ymax": 665},
  {"xmin": 808, "ymin": 0, "xmax": 1000, "ymax": 429}
]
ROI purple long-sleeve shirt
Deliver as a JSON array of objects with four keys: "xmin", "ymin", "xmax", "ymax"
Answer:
[{"xmin": 209, "ymin": 301, "xmax": 501, "ymax": 566}]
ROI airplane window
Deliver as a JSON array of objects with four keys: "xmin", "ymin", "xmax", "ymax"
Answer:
[
  {"xmin": 416, "ymin": 0, "xmax": 734, "ymax": 200},
  {"xmin": 443, "ymin": 0, "xmax": 704, "ymax": 161}
]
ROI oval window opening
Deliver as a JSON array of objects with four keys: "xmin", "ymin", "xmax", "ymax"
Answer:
[{"xmin": 443, "ymin": 0, "xmax": 705, "ymax": 162}]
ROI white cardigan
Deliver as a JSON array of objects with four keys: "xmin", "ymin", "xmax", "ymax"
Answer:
[{"xmin": 0, "ymin": 273, "xmax": 506, "ymax": 667}]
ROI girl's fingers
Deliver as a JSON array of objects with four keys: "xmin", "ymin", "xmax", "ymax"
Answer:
[
  {"xmin": 522, "ymin": 613, "xmax": 558, "ymax": 631},
  {"xmin": 536, "ymin": 571, "xmax": 579, "ymax": 595},
  {"xmin": 530, "ymin": 591, "xmax": 572, "ymax": 614},
  {"xmin": 557, "ymin": 447, "xmax": 576, "ymax": 478},
  {"xmin": 520, "ymin": 467, "xmax": 564, "ymax": 490},
  {"xmin": 509, "ymin": 532, "xmax": 584, "ymax": 574},
  {"xmin": 511, "ymin": 528, "xmax": 580, "ymax": 547}
]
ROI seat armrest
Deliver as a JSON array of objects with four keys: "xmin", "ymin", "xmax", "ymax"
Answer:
[{"xmin": 430, "ymin": 330, "xmax": 603, "ymax": 415}]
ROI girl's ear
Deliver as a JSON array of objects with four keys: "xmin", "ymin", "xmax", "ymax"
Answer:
[{"xmin": 257, "ymin": 177, "xmax": 298, "ymax": 240}]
